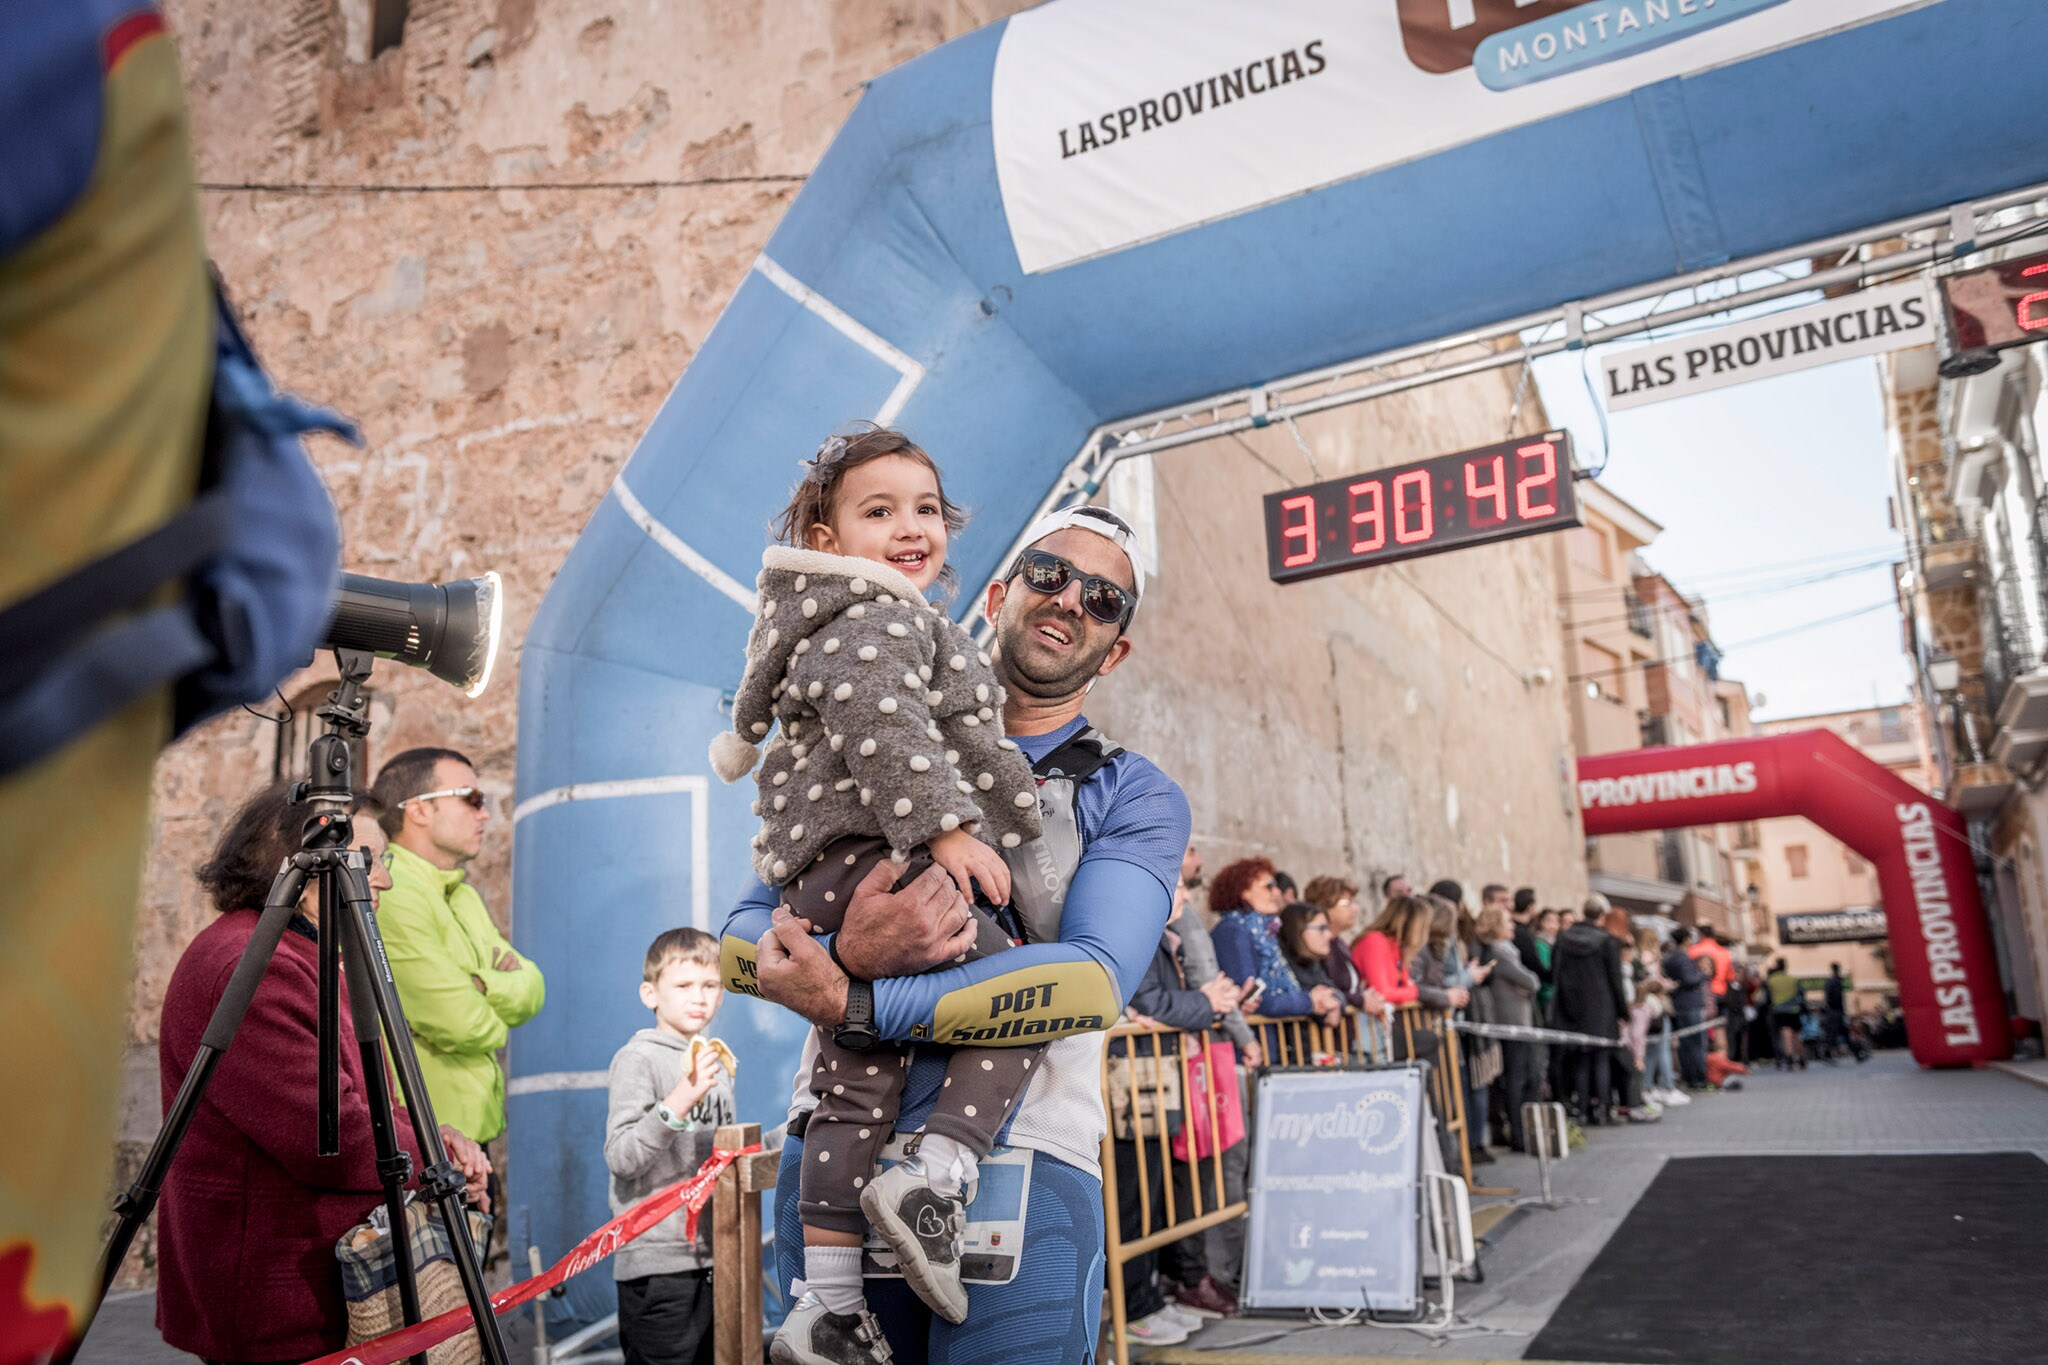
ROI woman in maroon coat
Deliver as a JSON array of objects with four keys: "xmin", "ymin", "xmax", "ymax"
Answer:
[{"xmin": 157, "ymin": 783, "xmax": 491, "ymax": 1364}]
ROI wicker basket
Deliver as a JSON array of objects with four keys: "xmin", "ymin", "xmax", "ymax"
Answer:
[{"xmin": 338, "ymin": 1200, "xmax": 491, "ymax": 1365}]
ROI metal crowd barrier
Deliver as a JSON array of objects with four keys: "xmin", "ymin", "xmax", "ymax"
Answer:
[
  {"xmin": 573, "ymin": 1015, "xmax": 1479, "ymax": 1365},
  {"xmin": 1097, "ymin": 1022, "xmax": 1246, "ymax": 1365},
  {"xmin": 1094, "ymin": 1003, "xmax": 1476, "ymax": 1364}
]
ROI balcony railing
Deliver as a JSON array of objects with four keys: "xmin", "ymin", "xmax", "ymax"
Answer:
[{"xmin": 1624, "ymin": 589, "xmax": 1654, "ymax": 638}]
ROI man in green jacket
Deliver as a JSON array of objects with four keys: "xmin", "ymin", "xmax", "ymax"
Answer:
[{"xmin": 372, "ymin": 748, "xmax": 545, "ymax": 1147}]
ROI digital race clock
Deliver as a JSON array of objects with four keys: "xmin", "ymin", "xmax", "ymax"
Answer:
[
  {"xmin": 1939, "ymin": 246, "xmax": 2048, "ymax": 352},
  {"xmin": 1262, "ymin": 432, "xmax": 1580, "ymax": 584}
]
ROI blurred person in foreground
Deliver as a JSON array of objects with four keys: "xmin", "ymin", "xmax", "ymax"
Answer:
[
  {"xmin": 156, "ymin": 785, "xmax": 490, "ymax": 1363},
  {"xmin": 1111, "ymin": 885, "xmax": 1239, "ymax": 1348},
  {"xmin": 0, "ymin": 8, "xmax": 217, "ymax": 1343},
  {"xmin": 1159, "ymin": 852, "xmax": 1255, "ymax": 1323}
]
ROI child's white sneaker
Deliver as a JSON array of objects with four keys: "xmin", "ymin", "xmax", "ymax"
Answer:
[
  {"xmin": 770, "ymin": 1291, "xmax": 894, "ymax": 1364},
  {"xmin": 860, "ymin": 1159, "xmax": 969, "ymax": 1324}
]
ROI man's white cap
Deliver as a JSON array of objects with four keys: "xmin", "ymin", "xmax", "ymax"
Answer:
[{"xmin": 1015, "ymin": 504, "xmax": 1146, "ymax": 603}]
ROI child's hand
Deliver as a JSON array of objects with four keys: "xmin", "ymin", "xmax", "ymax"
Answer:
[
  {"xmin": 929, "ymin": 827, "xmax": 1011, "ymax": 906},
  {"xmin": 664, "ymin": 1050, "xmax": 722, "ymax": 1117}
]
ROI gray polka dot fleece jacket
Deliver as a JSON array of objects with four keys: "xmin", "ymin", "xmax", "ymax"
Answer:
[{"xmin": 708, "ymin": 546, "xmax": 1043, "ymax": 886}]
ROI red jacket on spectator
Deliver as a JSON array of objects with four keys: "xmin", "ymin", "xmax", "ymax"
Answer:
[
  {"xmin": 1353, "ymin": 931, "xmax": 1419, "ymax": 1005},
  {"xmin": 157, "ymin": 908, "xmax": 424, "ymax": 1362}
]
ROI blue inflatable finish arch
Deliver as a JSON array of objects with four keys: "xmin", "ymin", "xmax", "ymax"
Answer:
[{"xmin": 510, "ymin": 0, "xmax": 2048, "ymax": 1314}]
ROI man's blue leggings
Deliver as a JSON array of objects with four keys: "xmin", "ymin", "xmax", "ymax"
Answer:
[{"xmin": 773, "ymin": 1134, "xmax": 1104, "ymax": 1364}]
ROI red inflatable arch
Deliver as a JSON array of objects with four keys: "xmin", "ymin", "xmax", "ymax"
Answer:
[{"xmin": 1577, "ymin": 731, "xmax": 2010, "ymax": 1068}]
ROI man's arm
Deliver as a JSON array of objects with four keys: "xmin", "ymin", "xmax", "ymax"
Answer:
[
  {"xmin": 719, "ymin": 876, "xmax": 783, "ymax": 1001},
  {"xmin": 470, "ymin": 895, "xmax": 545, "ymax": 1026},
  {"xmin": 377, "ymin": 879, "xmax": 510, "ymax": 1057},
  {"xmin": 873, "ymin": 856, "xmax": 1171, "ymax": 1045},
  {"xmin": 750, "ymin": 856, "xmax": 1177, "ymax": 1046},
  {"xmin": 718, "ymin": 862, "xmax": 978, "ymax": 1004}
]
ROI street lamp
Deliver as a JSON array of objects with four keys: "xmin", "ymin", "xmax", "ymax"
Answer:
[{"xmin": 1928, "ymin": 654, "xmax": 1961, "ymax": 694}]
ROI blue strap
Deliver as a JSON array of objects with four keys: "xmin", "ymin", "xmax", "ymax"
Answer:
[
  {"xmin": 0, "ymin": 491, "xmax": 231, "ymax": 696},
  {"xmin": 0, "ymin": 605, "xmax": 215, "ymax": 773}
]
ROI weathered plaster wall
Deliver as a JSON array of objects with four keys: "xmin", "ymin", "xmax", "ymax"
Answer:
[{"xmin": 1087, "ymin": 389, "xmax": 1587, "ymax": 907}]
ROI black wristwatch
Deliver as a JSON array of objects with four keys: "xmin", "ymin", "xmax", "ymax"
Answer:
[{"xmin": 834, "ymin": 978, "xmax": 880, "ymax": 1052}]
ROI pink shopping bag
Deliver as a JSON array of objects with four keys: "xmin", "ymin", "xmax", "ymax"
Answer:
[{"xmin": 1171, "ymin": 1040, "xmax": 1246, "ymax": 1161}]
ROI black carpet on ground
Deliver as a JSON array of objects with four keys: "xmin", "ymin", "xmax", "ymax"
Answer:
[{"xmin": 1525, "ymin": 1153, "xmax": 2048, "ymax": 1365}]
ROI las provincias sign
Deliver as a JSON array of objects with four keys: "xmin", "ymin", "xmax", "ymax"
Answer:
[{"xmin": 1599, "ymin": 279, "xmax": 1934, "ymax": 411}]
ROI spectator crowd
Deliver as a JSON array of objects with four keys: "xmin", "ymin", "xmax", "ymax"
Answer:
[{"xmin": 144, "ymin": 755, "xmax": 1875, "ymax": 1362}]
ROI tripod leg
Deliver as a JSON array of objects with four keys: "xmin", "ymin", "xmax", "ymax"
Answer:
[
  {"xmin": 66, "ymin": 860, "xmax": 310, "ymax": 1363},
  {"xmin": 320, "ymin": 865, "xmax": 341, "ymax": 1155},
  {"xmin": 334, "ymin": 872, "xmax": 431, "ymax": 1365},
  {"xmin": 336, "ymin": 856, "xmax": 511, "ymax": 1365}
]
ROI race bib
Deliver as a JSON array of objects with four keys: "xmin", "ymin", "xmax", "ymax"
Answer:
[{"xmin": 860, "ymin": 1135, "xmax": 1032, "ymax": 1286}]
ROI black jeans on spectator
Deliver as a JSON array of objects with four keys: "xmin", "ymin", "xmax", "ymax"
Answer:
[
  {"xmin": 1570, "ymin": 1047, "xmax": 1611, "ymax": 1123},
  {"xmin": 1723, "ymin": 995, "xmax": 1747, "ymax": 1062},
  {"xmin": 1675, "ymin": 1006, "xmax": 1708, "ymax": 1086},
  {"xmin": 618, "ymin": 1268, "xmax": 713, "ymax": 1365},
  {"xmin": 1499, "ymin": 1040, "xmax": 1540, "ymax": 1149},
  {"xmin": 1158, "ymin": 1155, "xmax": 1206, "ymax": 1290},
  {"xmin": 1113, "ymin": 1136, "xmax": 1170, "ymax": 1320}
]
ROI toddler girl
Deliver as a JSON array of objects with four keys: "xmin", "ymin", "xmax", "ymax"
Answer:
[{"xmin": 709, "ymin": 426, "xmax": 1044, "ymax": 1362}]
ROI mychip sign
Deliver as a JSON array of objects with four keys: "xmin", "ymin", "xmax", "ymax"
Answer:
[{"xmin": 1599, "ymin": 280, "xmax": 1936, "ymax": 410}]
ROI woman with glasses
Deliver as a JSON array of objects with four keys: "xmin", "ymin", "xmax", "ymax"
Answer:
[
  {"xmin": 1208, "ymin": 858, "xmax": 1344, "ymax": 1029},
  {"xmin": 1276, "ymin": 903, "xmax": 1345, "ymax": 1030},
  {"xmin": 155, "ymin": 783, "xmax": 492, "ymax": 1365},
  {"xmin": 1301, "ymin": 876, "xmax": 1386, "ymax": 1021}
]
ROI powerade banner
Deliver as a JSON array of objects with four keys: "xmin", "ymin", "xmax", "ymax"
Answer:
[
  {"xmin": 989, "ymin": 0, "xmax": 1930, "ymax": 273},
  {"xmin": 1779, "ymin": 908, "xmax": 1888, "ymax": 944},
  {"xmin": 1241, "ymin": 1067, "xmax": 1426, "ymax": 1313}
]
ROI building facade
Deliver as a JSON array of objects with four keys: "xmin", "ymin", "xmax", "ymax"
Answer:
[
  {"xmin": 1887, "ymin": 304, "xmax": 2048, "ymax": 1029},
  {"xmin": 118, "ymin": 0, "xmax": 1592, "ymax": 1281},
  {"xmin": 1554, "ymin": 480, "xmax": 1752, "ymax": 934}
]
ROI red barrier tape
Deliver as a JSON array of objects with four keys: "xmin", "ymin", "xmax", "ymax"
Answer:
[{"xmin": 303, "ymin": 1143, "xmax": 761, "ymax": 1365}]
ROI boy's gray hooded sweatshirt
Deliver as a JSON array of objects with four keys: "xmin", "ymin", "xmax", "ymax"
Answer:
[{"xmin": 604, "ymin": 1028, "xmax": 738, "ymax": 1281}]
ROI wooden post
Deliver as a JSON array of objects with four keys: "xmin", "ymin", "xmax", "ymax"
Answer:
[{"xmin": 712, "ymin": 1122, "xmax": 763, "ymax": 1365}]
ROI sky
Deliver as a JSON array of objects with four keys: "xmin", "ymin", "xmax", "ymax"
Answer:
[{"xmin": 1531, "ymin": 290, "xmax": 1913, "ymax": 723}]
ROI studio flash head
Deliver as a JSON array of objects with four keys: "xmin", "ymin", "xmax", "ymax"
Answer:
[{"xmin": 323, "ymin": 571, "xmax": 504, "ymax": 696}]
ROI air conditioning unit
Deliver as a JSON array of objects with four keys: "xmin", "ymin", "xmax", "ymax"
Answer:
[
  {"xmin": 1991, "ymin": 724, "xmax": 2048, "ymax": 771},
  {"xmin": 1995, "ymin": 669, "xmax": 2048, "ymax": 734}
]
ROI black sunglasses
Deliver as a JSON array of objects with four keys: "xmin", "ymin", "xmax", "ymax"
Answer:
[{"xmin": 1005, "ymin": 549, "xmax": 1135, "ymax": 627}]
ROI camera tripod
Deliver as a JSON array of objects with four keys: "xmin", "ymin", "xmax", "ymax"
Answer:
[{"xmin": 81, "ymin": 650, "xmax": 509, "ymax": 1365}]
